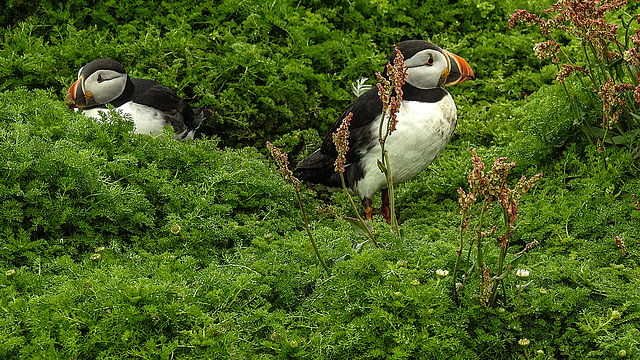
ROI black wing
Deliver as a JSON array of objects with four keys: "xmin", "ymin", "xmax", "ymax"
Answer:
[
  {"xmin": 295, "ymin": 87, "xmax": 383, "ymax": 188},
  {"xmin": 130, "ymin": 78, "xmax": 207, "ymax": 132},
  {"xmin": 319, "ymin": 87, "xmax": 383, "ymax": 158}
]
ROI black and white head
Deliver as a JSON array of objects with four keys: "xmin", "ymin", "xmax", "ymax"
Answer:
[
  {"xmin": 66, "ymin": 58, "xmax": 129, "ymax": 109},
  {"xmin": 385, "ymin": 40, "xmax": 474, "ymax": 90}
]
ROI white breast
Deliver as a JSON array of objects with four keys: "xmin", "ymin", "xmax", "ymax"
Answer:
[
  {"xmin": 80, "ymin": 102, "xmax": 167, "ymax": 136},
  {"xmin": 352, "ymin": 96, "xmax": 457, "ymax": 200}
]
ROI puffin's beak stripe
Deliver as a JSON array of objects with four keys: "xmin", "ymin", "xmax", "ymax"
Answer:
[
  {"xmin": 444, "ymin": 52, "xmax": 475, "ymax": 86},
  {"xmin": 66, "ymin": 79, "xmax": 79, "ymax": 103},
  {"xmin": 442, "ymin": 50, "xmax": 452, "ymax": 79},
  {"xmin": 66, "ymin": 79, "xmax": 80, "ymax": 108},
  {"xmin": 66, "ymin": 76, "xmax": 87, "ymax": 108}
]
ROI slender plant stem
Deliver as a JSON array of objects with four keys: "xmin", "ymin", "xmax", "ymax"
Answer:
[
  {"xmin": 589, "ymin": 43, "xmax": 611, "ymax": 84},
  {"xmin": 339, "ymin": 173, "xmax": 381, "ymax": 248},
  {"xmin": 489, "ymin": 245, "xmax": 508, "ymax": 307},
  {"xmin": 489, "ymin": 207, "xmax": 510, "ymax": 307},
  {"xmin": 452, "ymin": 213, "xmax": 467, "ymax": 297},
  {"xmin": 475, "ymin": 205, "xmax": 488, "ymax": 275},
  {"xmin": 295, "ymin": 190, "xmax": 330, "ymax": 275},
  {"xmin": 377, "ymin": 115, "xmax": 401, "ymax": 237},
  {"xmin": 382, "ymin": 150, "xmax": 399, "ymax": 234},
  {"xmin": 464, "ymin": 231, "xmax": 476, "ymax": 284},
  {"xmin": 556, "ymin": 63, "xmax": 596, "ymax": 146},
  {"xmin": 581, "ymin": 45, "xmax": 602, "ymax": 90}
]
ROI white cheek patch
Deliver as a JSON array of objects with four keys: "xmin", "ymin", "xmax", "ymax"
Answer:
[
  {"xmin": 84, "ymin": 70, "xmax": 127, "ymax": 105},
  {"xmin": 406, "ymin": 66, "xmax": 440, "ymax": 89}
]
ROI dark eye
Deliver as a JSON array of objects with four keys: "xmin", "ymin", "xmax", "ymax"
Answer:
[
  {"xmin": 97, "ymin": 75, "xmax": 105, "ymax": 83},
  {"xmin": 427, "ymin": 56, "xmax": 434, "ymax": 66}
]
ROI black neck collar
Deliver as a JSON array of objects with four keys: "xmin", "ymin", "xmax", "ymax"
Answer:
[{"xmin": 402, "ymin": 84, "xmax": 448, "ymax": 103}]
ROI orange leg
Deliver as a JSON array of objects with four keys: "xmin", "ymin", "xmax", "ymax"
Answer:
[
  {"xmin": 362, "ymin": 197, "xmax": 373, "ymax": 221},
  {"xmin": 364, "ymin": 206, "xmax": 373, "ymax": 221}
]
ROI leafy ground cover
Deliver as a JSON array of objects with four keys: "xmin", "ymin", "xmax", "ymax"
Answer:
[{"xmin": 1, "ymin": 0, "xmax": 639, "ymax": 359}]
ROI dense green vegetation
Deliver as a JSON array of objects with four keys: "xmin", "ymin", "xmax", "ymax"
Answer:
[{"xmin": 1, "ymin": 0, "xmax": 639, "ymax": 359}]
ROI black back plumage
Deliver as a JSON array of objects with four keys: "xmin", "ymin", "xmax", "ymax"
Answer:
[
  {"xmin": 111, "ymin": 78, "xmax": 210, "ymax": 135},
  {"xmin": 295, "ymin": 87, "xmax": 382, "ymax": 189},
  {"xmin": 70, "ymin": 58, "xmax": 212, "ymax": 140},
  {"xmin": 294, "ymin": 84, "xmax": 449, "ymax": 189}
]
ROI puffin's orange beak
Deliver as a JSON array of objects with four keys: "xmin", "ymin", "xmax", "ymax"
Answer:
[
  {"xmin": 443, "ymin": 51, "xmax": 475, "ymax": 86},
  {"xmin": 66, "ymin": 78, "xmax": 86, "ymax": 108}
]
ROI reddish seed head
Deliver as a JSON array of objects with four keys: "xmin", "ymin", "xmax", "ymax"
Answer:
[
  {"xmin": 376, "ymin": 45, "xmax": 407, "ymax": 136},
  {"xmin": 266, "ymin": 141, "xmax": 300, "ymax": 190},
  {"xmin": 333, "ymin": 112, "xmax": 353, "ymax": 173},
  {"xmin": 460, "ymin": 148, "xmax": 542, "ymax": 247}
]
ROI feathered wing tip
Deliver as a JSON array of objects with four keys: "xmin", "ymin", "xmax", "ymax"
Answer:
[
  {"xmin": 294, "ymin": 149, "xmax": 332, "ymax": 175},
  {"xmin": 294, "ymin": 149, "xmax": 344, "ymax": 189}
]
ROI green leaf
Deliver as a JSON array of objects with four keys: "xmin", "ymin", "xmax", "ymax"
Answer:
[
  {"xmin": 333, "ymin": 254, "xmax": 351, "ymax": 263},
  {"xmin": 345, "ymin": 217, "xmax": 373, "ymax": 237},
  {"xmin": 510, "ymin": 253, "xmax": 524, "ymax": 268}
]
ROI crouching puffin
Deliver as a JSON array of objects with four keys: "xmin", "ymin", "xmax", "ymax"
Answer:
[
  {"xmin": 66, "ymin": 58, "xmax": 212, "ymax": 140},
  {"xmin": 294, "ymin": 40, "xmax": 475, "ymax": 221}
]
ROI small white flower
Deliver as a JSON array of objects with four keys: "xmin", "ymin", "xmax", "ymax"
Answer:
[
  {"xmin": 436, "ymin": 269, "xmax": 449, "ymax": 278},
  {"xmin": 515, "ymin": 269, "xmax": 530, "ymax": 278},
  {"xmin": 518, "ymin": 338, "xmax": 530, "ymax": 346}
]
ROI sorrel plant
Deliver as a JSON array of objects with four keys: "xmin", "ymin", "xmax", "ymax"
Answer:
[
  {"xmin": 453, "ymin": 149, "xmax": 542, "ymax": 307},
  {"xmin": 509, "ymin": 0, "xmax": 640, "ymax": 151},
  {"xmin": 375, "ymin": 45, "xmax": 408, "ymax": 236},
  {"xmin": 332, "ymin": 112, "xmax": 381, "ymax": 248},
  {"xmin": 266, "ymin": 141, "xmax": 331, "ymax": 275}
]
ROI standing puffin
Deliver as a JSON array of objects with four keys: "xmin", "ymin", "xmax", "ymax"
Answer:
[
  {"xmin": 294, "ymin": 40, "xmax": 475, "ymax": 220},
  {"xmin": 66, "ymin": 58, "xmax": 211, "ymax": 140}
]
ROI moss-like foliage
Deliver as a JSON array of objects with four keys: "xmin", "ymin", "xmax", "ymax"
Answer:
[
  {"xmin": 0, "ymin": 0, "xmax": 549, "ymax": 149},
  {"xmin": 1, "ymin": 0, "xmax": 639, "ymax": 359},
  {"xmin": 0, "ymin": 88, "xmax": 308, "ymax": 265}
]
